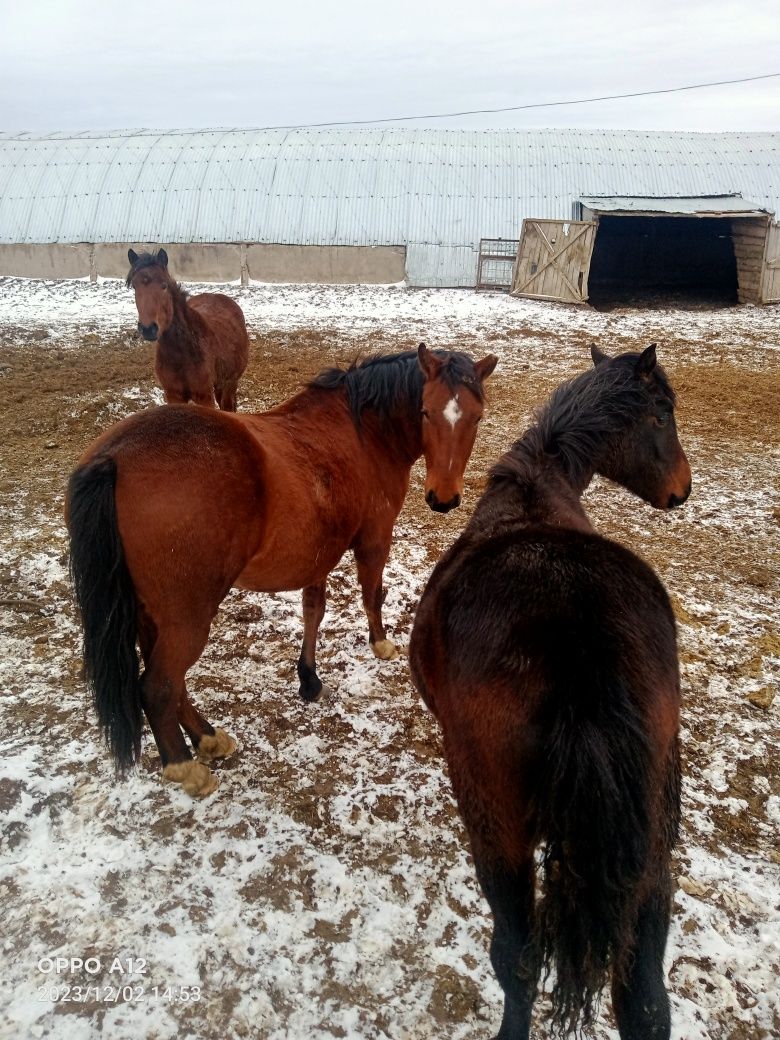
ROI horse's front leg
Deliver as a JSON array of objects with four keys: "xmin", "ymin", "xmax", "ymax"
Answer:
[
  {"xmin": 188, "ymin": 367, "xmax": 218, "ymax": 408},
  {"xmin": 190, "ymin": 388, "xmax": 218, "ymax": 408},
  {"xmin": 354, "ymin": 540, "xmax": 397, "ymax": 660},
  {"xmin": 297, "ymin": 581, "xmax": 328, "ymax": 702}
]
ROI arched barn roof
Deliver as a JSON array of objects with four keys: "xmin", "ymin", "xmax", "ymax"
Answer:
[{"xmin": 0, "ymin": 128, "xmax": 777, "ymax": 285}]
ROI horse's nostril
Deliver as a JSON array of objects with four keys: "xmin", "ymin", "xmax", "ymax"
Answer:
[
  {"xmin": 138, "ymin": 322, "xmax": 159, "ymax": 341},
  {"xmin": 428, "ymin": 493, "xmax": 460, "ymax": 514},
  {"xmin": 667, "ymin": 480, "xmax": 692, "ymax": 509},
  {"xmin": 425, "ymin": 489, "xmax": 436, "ymax": 505}
]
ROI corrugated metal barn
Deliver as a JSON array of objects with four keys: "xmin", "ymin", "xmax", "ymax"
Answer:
[{"xmin": 0, "ymin": 128, "xmax": 778, "ymax": 303}]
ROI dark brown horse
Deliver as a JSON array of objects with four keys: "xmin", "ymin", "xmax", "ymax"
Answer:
[
  {"xmin": 410, "ymin": 344, "xmax": 691, "ymax": 1039},
  {"xmin": 67, "ymin": 345, "xmax": 497, "ymax": 797},
  {"xmin": 127, "ymin": 248, "xmax": 249, "ymax": 410}
]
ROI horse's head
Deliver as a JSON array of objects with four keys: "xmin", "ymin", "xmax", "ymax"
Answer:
[
  {"xmin": 417, "ymin": 343, "xmax": 498, "ymax": 512},
  {"xmin": 591, "ymin": 343, "xmax": 692, "ymax": 510},
  {"xmin": 126, "ymin": 248, "xmax": 173, "ymax": 342}
]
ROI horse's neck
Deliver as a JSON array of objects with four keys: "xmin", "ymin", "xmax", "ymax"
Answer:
[
  {"xmin": 268, "ymin": 390, "xmax": 422, "ymax": 467},
  {"xmin": 362, "ymin": 410, "xmax": 422, "ymax": 467},
  {"xmin": 467, "ymin": 446, "xmax": 593, "ymax": 541},
  {"xmin": 160, "ymin": 285, "xmax": 203, "ymax": 358}
]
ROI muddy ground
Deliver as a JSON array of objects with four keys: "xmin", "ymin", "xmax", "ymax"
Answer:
[{"xmin": 0, "ymin": 284, "xmax": 778, "ymax": 1040}]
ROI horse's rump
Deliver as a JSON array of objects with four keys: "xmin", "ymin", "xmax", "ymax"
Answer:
[
  {"xmin": 431, "ymin": 527, "xmax": 677, "ymax": 694},
  {"xmin": 80, "ymin": 407, "xmax": 268, "ymax": 613},
  {"xmin": 426, "ymin": 528, "xmax": 681, "ymax": 807}
]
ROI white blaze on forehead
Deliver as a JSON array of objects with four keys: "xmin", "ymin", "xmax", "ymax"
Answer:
[{"xmin": 443, "ymin": 395, "xmax": 462, "ymax": 428}]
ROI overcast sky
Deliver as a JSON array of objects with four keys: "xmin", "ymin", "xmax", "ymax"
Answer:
[{"xmin": 1, "ymin": 0, "xmax": 778, "ymax": 133}]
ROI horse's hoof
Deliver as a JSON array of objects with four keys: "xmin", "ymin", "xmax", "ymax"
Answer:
[
  {"xmin": 372, "ymin": 638, "xmax": 398, "ymax": 661},
  {"xmin": 299, "ymin": 669, "xmax": 330, "ymax": 702},
  {"xmin": 300, "ymin": 681, "xmax": 331, "ymax": 703},
  {"xmin": 196, "ymin": 728, "xmax": 237, "ymax": 763},
  {"xmin": 162, "ymin": 761, "xmax": 218, "ymax": 798}
]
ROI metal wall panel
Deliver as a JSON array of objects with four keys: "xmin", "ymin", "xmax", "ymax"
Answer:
[{"xmin": 0, "ymin": 128, "xmax": 777, "ymax": 286}]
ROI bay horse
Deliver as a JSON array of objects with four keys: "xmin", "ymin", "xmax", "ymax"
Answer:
[
  {"xmin": 410, "ymin": 344, "xmax": 691, "ymax": 1039},
  {"xmin": 67, "ymin": 344, "xmax": 497, "ymax": 797},
  {"xmin": 127, "ymin": 248, "xmax": 249, "ymax": 410}
]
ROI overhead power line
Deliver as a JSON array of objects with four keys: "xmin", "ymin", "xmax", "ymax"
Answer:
[{"xmin": 261, "ymin": 72, "xmax": 780, "ymax": 130}]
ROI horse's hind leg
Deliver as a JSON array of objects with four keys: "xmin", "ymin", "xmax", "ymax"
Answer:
[
  {"xmin": 178, "ymin": 692, "xmax": 237, "ymax": 763},
  {"xmin": 475, "ymin": 857, "xmax": 538, "ymax": 1040},
  {"xmin": 137, "ymin": 612, "xmax": 193, "ymax": 770},
  {"xmin": 611, "ymin": 869, "xmax": 672, "ymax": 1040},
  {"xmin": 140, "ymin": 622, "xmax": 219, "ymax": 797},
  {"xmin": 354, "ymin": 537, "xmax": 397, "ymax": 660},
  {"xmin": 297, "ymin": 581, "xmax": 328, "ymax": 702},
  {"xmin": 449, "ymin": 723, "xmax": 539, "ymax": 1039}
]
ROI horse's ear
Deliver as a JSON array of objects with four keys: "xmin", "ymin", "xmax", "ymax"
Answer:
[
  {"xmin": 474, "ymin": 354, "xmax": 498, "ymax": 383},
  {"xmin": 128, "ymin": 248, "xmax": 138, "ymax": 265},
  {"xmin": 418, "ymin": 342, "xmax": 443, "ymax": 379},
  {"xmin": 637, "ymin": 343, "xmax": 658, "ymax": 377},
  {"xmin": 590, "ymin": 343, "xmax": 608, "ymax": 366},
  {"xmin": 157, "ymin": 248, "xmax": 169, "ymax": 268}
]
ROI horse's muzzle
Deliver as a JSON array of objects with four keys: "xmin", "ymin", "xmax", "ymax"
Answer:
[
  {"xmin": 138, "ymin": 322, "xmax": 159, "ymax": 341},
  {"xmin": 667, "ymin": 480, "xmax": 692, "ymax": 509},
  {"xmin": 426, "ymin": 490, "xmax": 461, "ymax": 513}
]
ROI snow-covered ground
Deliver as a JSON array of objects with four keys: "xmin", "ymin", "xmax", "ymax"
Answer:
[
  {"xmin": 0, "ymin": 278, "xmax": 778, "ymax": 1040},
  {"xmin": 1, "ymin": 276, "xmax": 779, "ymax": 370}
]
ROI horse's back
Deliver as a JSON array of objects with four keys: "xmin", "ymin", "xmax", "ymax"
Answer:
[
  {"xmin": 79, "ymin": 402, "xmax": 256, "ymax": 466},
  {"xmin": 189, "ymin": 291, "xmax": 246, "ymax": 327}
]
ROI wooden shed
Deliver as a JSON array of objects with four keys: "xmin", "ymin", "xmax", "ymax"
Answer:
[{"xmin": 511, "ymin": 195, "xmax": 779, "ymax": 306}]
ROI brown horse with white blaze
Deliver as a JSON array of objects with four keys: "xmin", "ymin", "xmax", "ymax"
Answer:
[
  {"xmin": 410, "ymin": 344, "xmax": 691, "ymax": 1040},
  {"xmin": 127, "ymin": 248, "xmax": 249, "ymax": 410},
  {"xmin": 67, "ymin": 345, "xmax": 497, "ymax": 797}
]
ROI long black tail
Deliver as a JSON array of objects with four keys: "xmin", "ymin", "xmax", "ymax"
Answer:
[
  {"xmin": 534, "ymin": 679, "xmax": 653, "ymax": 1034},
  {"xmin": 67, "ymin": 456, "xmax": 142, "ymax": 773}
]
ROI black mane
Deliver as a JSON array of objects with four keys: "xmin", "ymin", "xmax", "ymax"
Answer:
[
  {"xmin": 309, "ymin": 349, "xmax": 485, "ymax": 428},
  {"xmin": 492, "ymin": 351, "xmax": 675, "ymax": 487}
]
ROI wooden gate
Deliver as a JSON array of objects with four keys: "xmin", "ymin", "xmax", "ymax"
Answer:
[
  {"xmin": 761, "ymin": 222, "xmax": 780, "ymax": 303},
  {"xmin": 511, "ymin": 219, "xmax": 597, "ymax": 303}
]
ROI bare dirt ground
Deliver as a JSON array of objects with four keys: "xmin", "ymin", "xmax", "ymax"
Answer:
[{"xmin": 0, "ymin": 281, "xmax": 778, "ymax": 1040}]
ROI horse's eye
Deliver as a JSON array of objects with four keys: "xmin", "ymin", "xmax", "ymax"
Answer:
[
  {"xmin": 421, "ymin": 409, "xmax": 429, "ymax": 419},
  {"xmin": 656, "ymin": 412, "xmax": 671, "ymax": 427}
]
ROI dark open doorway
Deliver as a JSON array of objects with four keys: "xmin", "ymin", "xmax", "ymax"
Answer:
[{"xmin": 587, "ymin": 215, "xmax": 739, "ymax": 309}]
